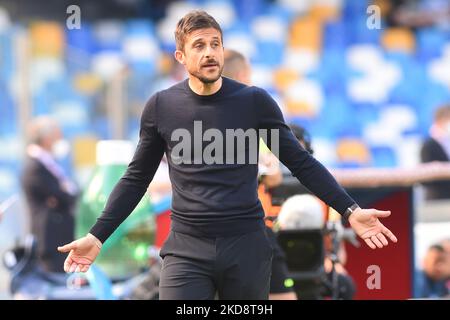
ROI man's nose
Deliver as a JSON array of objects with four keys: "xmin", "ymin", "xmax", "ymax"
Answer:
[{"xmin": 204, "ymin": 45, "xmax": 213, "ymax": 57}]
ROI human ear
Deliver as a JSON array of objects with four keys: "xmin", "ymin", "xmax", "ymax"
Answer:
[{"xmin": 174, "ymin": 50, "xmax": 185, "ymax": 65}]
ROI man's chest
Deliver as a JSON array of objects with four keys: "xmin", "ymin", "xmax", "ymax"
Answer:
[{"xmin": 157, "ymin": 102, "xmax": 258, "ymax": 144}]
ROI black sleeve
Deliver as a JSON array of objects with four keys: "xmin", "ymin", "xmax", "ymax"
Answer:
[
  {"xmin": 89, "ymin": 94, "xmax": 166, "ymax": 243},
  {"xmin": 255, "ymin": 87, "xmax": 356, "ymax": 215}
]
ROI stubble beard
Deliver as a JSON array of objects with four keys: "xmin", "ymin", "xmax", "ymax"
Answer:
[{"xmin": 191, "ymin": 64, "xmax": 223, "ymax": 84}]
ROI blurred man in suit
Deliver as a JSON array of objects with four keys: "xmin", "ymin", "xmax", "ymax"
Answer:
[
  {"xmin": 420, "ymin": 105, "xmax": 450, "ymax": 200},
  {"xmin": 21, "ymin": 116, "xmax": 78, "ymax": 273}
]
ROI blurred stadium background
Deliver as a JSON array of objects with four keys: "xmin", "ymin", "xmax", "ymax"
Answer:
[{"xmin": 0, "ymin": 0, "xmax": 449, "ymax": 299}]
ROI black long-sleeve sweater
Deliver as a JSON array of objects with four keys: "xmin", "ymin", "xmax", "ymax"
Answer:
[{"xmin": 90, "ymin": 77, "xmax": 356, "ymax": 242}]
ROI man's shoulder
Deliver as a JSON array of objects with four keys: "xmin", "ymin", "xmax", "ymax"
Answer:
[
  {"xmin": 421, "ymin": 137, "xmax": 442, "ymax": 151},
  {"xmin": 146, "ymin": 80, "xmax": 186, "ymax": 103},
  {"xmin": 221, "ymin": 77, "xmax": 267, "ymax": 98},
  {"xmin": 420, "ymin": 136, "xmax": 449, "ymax": 161},
  {"xmin": 222, "ymin": 76, "xmax": 246, "ymax": 89},
  {"xmin": 23, "ymin": 156, "xmax": 41, "ymax": 171},
  {"xmin": 21, "ymin": 156, "xmax": 49, "ymax": 183},
  {"xmin": 143, "ymin": 81, "xmax": 186, "ymax": 113},
  {"xmin": 158, "ymin": 80, "xmax": 186, "ymax": 98}
]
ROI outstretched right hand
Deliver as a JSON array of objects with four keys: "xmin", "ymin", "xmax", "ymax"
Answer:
[{"xmin": 57, "ymin": 233, "xmax": 102, "ymax": 273}]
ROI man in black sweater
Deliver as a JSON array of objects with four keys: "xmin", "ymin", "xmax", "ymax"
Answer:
[{"xmin": 58, "ymin": 10, "xmax": 398, "ymax": 300}]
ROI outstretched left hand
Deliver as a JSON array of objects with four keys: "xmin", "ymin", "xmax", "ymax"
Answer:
[{"xmin": 348, "ymin": 208, "xmax": 398, "ymax": 249}]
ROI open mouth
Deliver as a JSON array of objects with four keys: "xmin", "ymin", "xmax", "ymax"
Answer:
[{"xmin": 202, "ymin": 63, "xmax": 218, "ymax": 68}]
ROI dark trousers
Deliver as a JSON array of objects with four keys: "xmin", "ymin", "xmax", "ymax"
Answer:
[{"xmin": 159, "ymin": 229, "xmax": 273, "ymax": 300}]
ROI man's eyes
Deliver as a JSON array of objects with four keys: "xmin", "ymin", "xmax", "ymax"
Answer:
[{"xmin": 193, "ymin": 42, "xmax": 220, "ymax": 49}]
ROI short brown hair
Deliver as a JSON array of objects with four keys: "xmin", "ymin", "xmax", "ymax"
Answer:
[
  {"xmin": 223, "ymin": 49, "xmax": 247, "ymax": 79},
  {"xmin": 174, "ymin": 10, "xmax": 223, "ymax": 51},
  {"xmin": 434, "ymin": 105, "xmax": 450, "ymax": 122}
]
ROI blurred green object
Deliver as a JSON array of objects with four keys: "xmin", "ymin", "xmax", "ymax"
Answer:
[{"xmin": 76, "ymin": 141, "xmax": 155, "ymax": 278}]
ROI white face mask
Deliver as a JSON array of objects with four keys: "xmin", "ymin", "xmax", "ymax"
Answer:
[
  {"xmin": 446, "ymin": 123, "xmax": 450, "ymax": 136},
  {"xmin": 52, "ymin": 139, "xmax": 70, "ymax": 159}
]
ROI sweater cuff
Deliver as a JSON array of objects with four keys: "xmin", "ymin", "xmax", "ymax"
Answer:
[
  {"xmin": 332, "ymin": 196, "xmax": 358, "ymax": 217},
  {"xmin": 89, "ymin": 224, "xmax": 110, "ymax": 244}
]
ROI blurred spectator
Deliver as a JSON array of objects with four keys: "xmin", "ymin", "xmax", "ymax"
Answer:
[
  {"xmin": 442, "ymin": 238, "xmax": 450, "ymax": 254},
  {"xmin": 441, "ymin": 239, "xmax": 450, "ymax": 279},
  {"xmin": 414, "ymin": 242, "xmax": 450, "ymax": 298},
  {"xmin": 385, "ymin": 0, "xmax": 450, "ymax": 29},
  {"xmin": 20, "ymin": 116, "xmax": 78, "ymax": 273},
  {"xmin": 288, "ymin": 124, "xmax": 314, "ymax": 155},
  {"xmin": 420, "ymin": 105, "xmax": 450, "ymax": 200},
  {"xmin": 222, "ymin": 49, "xmax": 252, "ymax": 85}
]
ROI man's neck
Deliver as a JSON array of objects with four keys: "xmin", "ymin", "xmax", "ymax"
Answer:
[{"xmin": 188, "ymin": 76, "xmax": 222, "ymax": 96}]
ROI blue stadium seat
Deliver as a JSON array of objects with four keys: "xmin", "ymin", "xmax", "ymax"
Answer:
[
  {"xmin": 323, "ymin": 21, "xmax": 347, "ymax": 50},
  {"xmin": 262, "ymin": 3, "xmax": 295, "ymax": 23},
  {"xmin": 93, "ymin": 117, "xmax": 111, "ymax": 140},
  {"xmin": 417, "ymin": 82, "xmax": 450, "ymax": 127},
  {"xmin": 160, "ymin": 42, "xmax": 176, "ymax": 54},
  {"xmin": 370, "ymin": 146, "xmax": 397, "ymax": 167},
  {"xmin": 93, "ymin": 21, "xmax": 124, "ymax": 52},
  {"xmin": 416, "ymin": 27, "xmax": 447, "ymax": 61},
  {"xmin": 0, "ymin": 33, "xmax": 14, "ymax": 80},
  {"xmin": 318, "ymin": 95, "xmax": 354, "ymax": 134},
  {"xmin": 347, "ymin": 17, "xmax": 381, "ymax": 45},
  {"xmin": 385, "ymin": 52, "xmax": 426, "ymax": 106},
  {"xmin": 252, "ymin": 41, "xmax": 284, "ymax": 67},
  {"xmin": 388, "ymin": 81, "xmax": 419, "ymax": 109},
  {"xmin": 65, "ymin": 22, "xmax": 95, "ymax": 54},
  {"xmin": 317, "ymin": 50, "xmax": 356, "ymax": 96},
  {"xmin": 336, "ymin": 161, "xmax": 365, "ymax": 169},
  {"xmin": 225, "ymin": 21, "xmax": 251, "ymax": 34},
  {"xmin": 127, "ymin": 72, "xmax": 155, "ymax": 102},
  {"xmin": 0, "ymin": 162, "xmax": 19, "ymax": 200},
  {"xmin": 127, "ymin": 119, "xmax": 140, "ymax": 142},
  {"xmin": 0, "ymin": 89, "xmax": 16, "ymax": 136},
  {"xmin": 125, "ymin": 19, "xmax": 155, "ymax": 36},
  {"xmin": 128, "ymin": 60, "xmax": 157, "ymax": 75},
  {"xmin": 185, "ymin": 0, "xmax": 205, "ymax": 4},
  {"xmin": 231, "ymin": 0, "xmax": 264, "ymax": 21},
  {"xmin": 32, "ymin": 91, "xmax": 53, "ymax": 116},
  {"xmin": 342, "ymin": 0, "xmax": 370, "ymax": 21},
  {"xmin": 353, "ymin": 103, "xmax": 380, "ymax": 128},
  {"xmin": 384, "ymin": 51, "xmax": 414, "ymax": 70}
]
